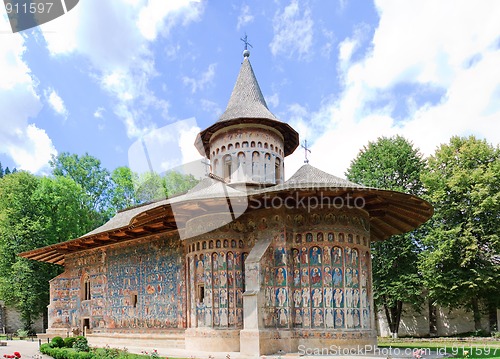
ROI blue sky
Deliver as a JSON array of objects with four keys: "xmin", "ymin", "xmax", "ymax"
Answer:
[{"xmin": 1, "ymin": 0, "xmax": 499, "ymax": 179}]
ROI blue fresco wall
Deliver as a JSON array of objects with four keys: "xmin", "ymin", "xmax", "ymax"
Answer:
[{"xmin": 48, "ymin": 233, "xmax": 186, "ymax": 331}]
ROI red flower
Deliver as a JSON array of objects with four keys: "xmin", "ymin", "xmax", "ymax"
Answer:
[{"xmin": 14, "ymin": 352, "xmax": 21, "ymax": 358}]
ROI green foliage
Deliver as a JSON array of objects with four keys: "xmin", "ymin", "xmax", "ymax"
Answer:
[
  {"xmin": 64, "ymin": 337, "xmax": 78, "ymax": 348},
  {"xmin": 0, "ymin": 172, "xmax": 95, "ymax": 330},
  {"xmin": 420, "ymin": 136, "xmax": 500, "ymax": 330},
  {"xmin": 134, "ymin": 170, "xmax": 199, "ymax": 204},
  {"xmin": 110, "ymin": 167, "xmax": 139, "ymax": 212},
  {"xmin": 40, "ymin": 343, "xmax": 154, "ymax": 359},
  {"xmin": 51, "ymin": 336, "xmax": 66, "ymax": 348},
  {"xmin": 50, "ymin": 152, "xmax": 112, "ymax": 225},
  {"xmin": 73, "ymin": 336, "xmax": 90, "ymax": 352},
  {"xmin": 16, "ymin": 329, "xmax": 29, "ymax": 338},
  {"xmin": 40, "ymin": 344, "xmax": 93, "ymax": 359},
  {"xmin": 346, "ymin": 135, "xmax": 427, "ymax": 335}
]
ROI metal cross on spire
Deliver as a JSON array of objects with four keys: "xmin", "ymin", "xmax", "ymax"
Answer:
[
  {"xmin": 301, "ymin": 140, "xmax": 311, "ymax": 164},
  {"xmin": 201, "ymin": 158, "xmax": 211, "ymax": 176},
  {"xmin": 240, "ymin": 33, "xmax": 252, "ymax": 57}
]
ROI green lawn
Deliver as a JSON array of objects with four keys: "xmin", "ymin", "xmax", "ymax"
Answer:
[{"xmin": 378, "ymin": 339, "xmax": 500, "ymax": 358}]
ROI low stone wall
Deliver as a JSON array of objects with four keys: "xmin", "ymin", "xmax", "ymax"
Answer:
[
  {"xmin": 377, "ymin": 304, "xmax": 499, "ymax": 337},
  {"xmin": 0, "ymin": 301, "xmax": 44, "ymax": 334}
]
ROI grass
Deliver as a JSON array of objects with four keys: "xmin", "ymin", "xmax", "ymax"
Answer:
[{"xmin": 378, "ymin": 338, "xmax": 500, "ymax": 358}]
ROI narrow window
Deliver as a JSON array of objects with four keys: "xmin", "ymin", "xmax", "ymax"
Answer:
[
  {"xmin": 197, "ymin": 285, "xmax": 205, "ymax": 304},
  {"xmin": 131, "ymin": 293, "xmax": 138, "ymax": 308},
  {"xmin": 275, "ymin": 158, "xmax": 281, "ymax": 184},
  {"xmin": 223, "ymin": 155, "xmax": 232, "ymax": 182}
]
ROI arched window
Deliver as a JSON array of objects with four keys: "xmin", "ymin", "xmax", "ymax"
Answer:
[
  {"xmin": 228, "ymin": 144, "xmax": 233, "ymax": 151},
  {"xmin": 252, "ymin": 152, "xmax": 260, "ymax": 180},
  {"xmin": 235, "ymin": 142, "xmax": 240, "ymax": 149},
  {"xmin": 81, "ymin": 274, "xmax": 91, "ymax": 301},
  {"xmin": 264, "ymin": 143, "xmax": 269, "ymax": 149},
  {"xmin": 213, "ymin": 159, "xmax": 218, "ymax": 174},
  {"xmin": 223, "ymin": 155, "xmax": 232, "ymax": 182},
  {"xmin": 238, "ymin": 152, "xmax": 246, "ymax": 179},
  {"xmin": 264, "ymin": 153, "xmax": 271, "ymax": 181},
  {"xmin": 257, "ymin": 142, "xmax": 262, "ymax": 148},
  {"xmin": 221, "ymin": 146, "xmax": 226, "ymax": 152},
  {"xmin": 251, "ymin": 141, "xmax": 256, "ymax": 147},
  {"xmin": 275, "ymin": 158, "xmax": 281, "ymax": 184},
  {"xmin": 242, "ymin": 141, "xmax": 249, "ymax": 148}
]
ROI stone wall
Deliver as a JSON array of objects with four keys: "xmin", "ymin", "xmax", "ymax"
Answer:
[
  {"xmin": 0, "ymin": 301, "xmax": 44, "ymax": 333},
  {"xmin": 376, "ymin": 303, "xmax": 498, "ymax": 337}
]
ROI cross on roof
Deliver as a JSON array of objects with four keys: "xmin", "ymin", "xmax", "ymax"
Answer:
[
  {"xmin": 301, "ymin": 139, "xmax": 311, "ymax": 164},
  {"xmin": 201, "ymin": 158, "xmax": 211, "ymax": 176},
  {"xmin": 240, "ymin": 33, "xmax": 253, "ymax": 51}
]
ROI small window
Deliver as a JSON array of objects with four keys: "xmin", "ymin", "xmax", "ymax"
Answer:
[
  {"xmin": 242, "ymin": 141, "xmax": 249, "ymax": 148},
  {"xmin": 275, "ymin": 158, "xmax": 281, "ymax": 184},
  {"xmin": 131, "ymin": 293, "xmax": 138, "ymax": 308},
  {"xmin": 223, "ymin": 155, "xmax": 232, "ymax": 182},
  {"xmin": 197, "ymin": 285, "xmax": 205, "ymax": 304},
  {"xmin": 82, "ymin": 276, "xmax": 91, "ymax": 301}
]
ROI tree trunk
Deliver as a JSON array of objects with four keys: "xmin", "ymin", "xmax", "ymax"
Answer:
[
  {"xmin": 428, "ymin": 301, "xmax": 438, "ymax": 337},
  {"xmin": 488, "ymin": 301, "xmax": 498, "ymax": 333},
  {"xmin": 383, "ymin": 297, "xmax": 403, "ymax": 338},
  {"xmin": 471, "ymin": 297, "xmax": 482, "ymax": 331}
]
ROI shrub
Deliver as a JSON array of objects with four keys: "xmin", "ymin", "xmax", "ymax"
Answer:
[
  {"xmin": 73, "ymin": 336, "xmax": 90, "ymax": 352},
  {"xmin": 40, "ymin": 344, "xmax": 94, "ymax": 359},
  {"xmin": 64, "ymin": 337, "xmax": 78, "ymax": 348},
  {"xmin": 51, "ymin": 336, "xmax": 66, "ymax": 348},
  {"xmin": 16, "ymin": 329, "xmax": 29, "ymax": 338}
]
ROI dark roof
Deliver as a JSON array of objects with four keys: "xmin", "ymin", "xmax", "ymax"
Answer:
[
  {"xmin": 19, "ymin": 164, "xmax": 433, "ymax": 265},
  {"xmin": 282, "ymin": 164, "xmax": 365, "ymax": 189},
  {"xmin": 218, "ymin": 57, "xmax": 278, "ymax": 122},
  {"xmin": 195, "ymin": 57, "xmax": 299, "ymax": 158}
]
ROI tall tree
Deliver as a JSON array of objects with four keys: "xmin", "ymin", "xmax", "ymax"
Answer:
[
  {"xmin": 110, "ymin": 166, "xmax": 140, "ymax": 212},
  {"xmin": 420, "ymin": 136, "xmax": 500, "ymax": 332},
  {"xmin": 0, "ymin": 172, "xmax": 95, "ymax": 330},
  {"xmin": 50, "ymin": 152, "xmax": 112, "ymax": 225},
  {"xmin": 346, "ymin": 135, "xmax": 427, "ymax": 337},
  {"xmin": 0, "ymin": 162, "xmax": 3, "ymax": 178}
]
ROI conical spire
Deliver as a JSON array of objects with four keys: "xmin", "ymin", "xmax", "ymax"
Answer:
[{"xmin": 218, "ymin": 57, "xmax": 278, "ymax": 123}]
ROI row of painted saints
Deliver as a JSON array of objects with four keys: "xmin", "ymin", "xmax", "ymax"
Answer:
[
  {"xmin": 267, "ymin": 287, "xmax": 369, "ymax": 309},
  {"xmin": 191, "ymin": 251, "xmax": 248, "ymax": 328},
  {"xmin": 264, "ymin": 243, "xmax": 371, "ymax": 329}
]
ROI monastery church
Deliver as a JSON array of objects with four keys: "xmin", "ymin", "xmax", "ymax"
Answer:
[{"xmin": 21, "ymin": 49, "xmax": 432, "ymax": 356}]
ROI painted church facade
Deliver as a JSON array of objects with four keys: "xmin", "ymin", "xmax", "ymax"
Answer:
[{"xmin": 22, "ymin": 51, "xmax": 432, "ymax": 356}]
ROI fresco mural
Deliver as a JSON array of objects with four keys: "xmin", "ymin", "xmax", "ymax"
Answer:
[
  {"xmin": 187, "ymin": 240, "xmax": 248, "ymax": 329},
  {"xmin": 264, "ymin": 225, "xmax": 371, "ymax": 330},
  {"xmin": 48, "ymin": 235, "xmax": 185, "ymax": 331}
]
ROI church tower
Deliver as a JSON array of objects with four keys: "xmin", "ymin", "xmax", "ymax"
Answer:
[{"xmin": 195, "ymin": 50, "xmax": 299, "ymax": 188}]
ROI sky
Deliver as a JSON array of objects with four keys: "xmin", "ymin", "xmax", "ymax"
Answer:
[{"xmin": 1, "ymin": 0, "xmax": 499, "ymax": 180}]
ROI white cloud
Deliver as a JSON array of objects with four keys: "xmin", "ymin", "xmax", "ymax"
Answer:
[
  {"xmin": 46, "ymin": 88, "xmax": 68, "ymax": 119},
  {"xmin": 237, "ymin": 4, "xmax": 254, "ymax": 30},
  {"xmin": 182, "ymin": 63, "xmax": 217, "ymax": 94},
  {"xmin": 266, "ymin": 93, "xmax": 280, "ymax": 108},
  {"xmin": 0, "ymin": 14, "xmax": 56, "ymax": 174},
  {"xmin": 38, "ymin": 0, "xmax": 203, "ymax": 140},
  {"xmin": 93, "ymin": 107, "xmax": 105, "ymax": 119},
  {"xmin": 269, "ymin": 0, "xmax": 314, "ymax": 60},
  {"xmin": 200, "ymin": 99, "xmax": 222, "ymax": 116},
  {"xmin": 286, "ymin": 0, "xmax": 500, "ymax": 179},
  {"xmin": 137, "ymin": 0, "xmax": 203, "ymax": 41}
]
